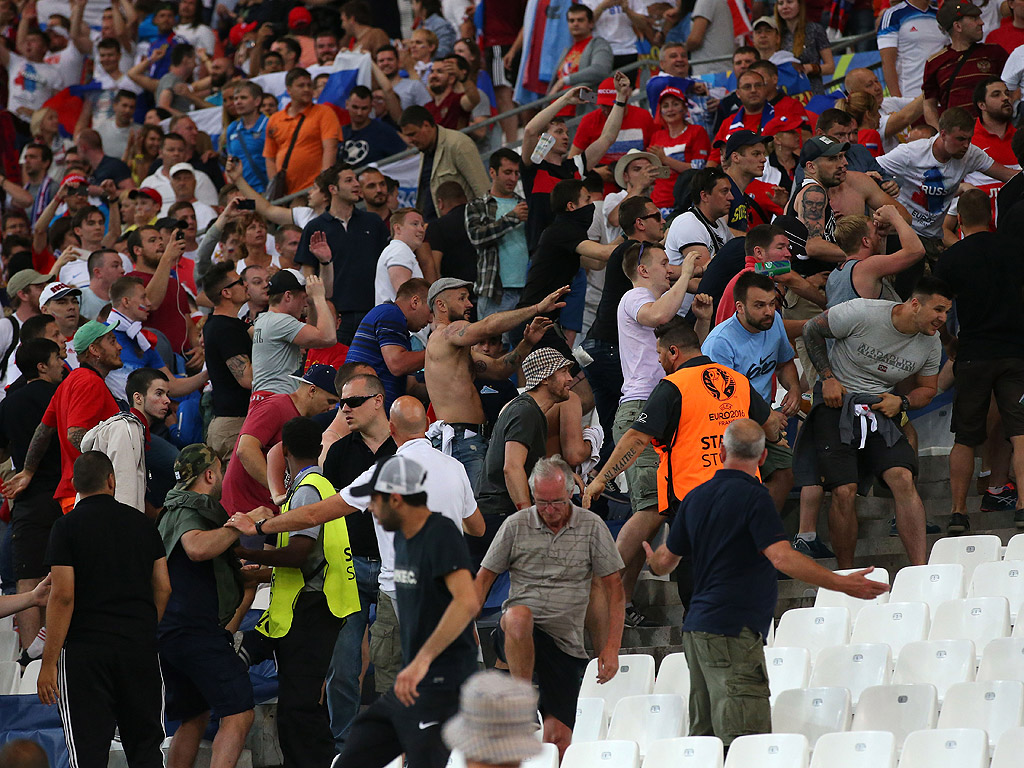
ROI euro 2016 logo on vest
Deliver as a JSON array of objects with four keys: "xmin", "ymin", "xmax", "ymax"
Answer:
[{"xmin": 702, "ymin": 367, "xmax": 736, "ymax": 400}]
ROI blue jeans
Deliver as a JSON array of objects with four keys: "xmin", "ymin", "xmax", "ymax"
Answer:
[
  {"xmin": 326, "ymin": 555, "xmax": 381, "ymax": 750},
  {"xmin": 430, "ymin": 428, "xmax": 487, "ymax": 493}
]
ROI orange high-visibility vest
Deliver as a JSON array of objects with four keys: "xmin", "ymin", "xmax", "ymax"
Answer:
[{"xmin": 653, "ymin": 361, "xmax": 758, "ymax": 513}]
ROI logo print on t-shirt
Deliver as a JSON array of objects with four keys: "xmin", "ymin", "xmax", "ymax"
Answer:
[
  {"xmin": 911, "ymin": 167, "xmax": 948, "ymax": 214},
  {"xmin": 702, "ymin": 367, "xmax": 736, "ymax": 401}
]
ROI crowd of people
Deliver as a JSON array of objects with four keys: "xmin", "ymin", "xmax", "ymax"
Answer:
[{"xmin": 2, "ymin": 0, "xmax": 1024, "ymax": 765}]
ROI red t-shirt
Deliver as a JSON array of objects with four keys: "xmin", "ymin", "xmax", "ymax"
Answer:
[
  {"xmin": 42, "ymin": 366, "xmax": 119, "ymax": 499},
  {"xmin": 649, "ymin": 124, "xmax": 711, "ymax": 208},
  {"xmin": 482, "ymin": 0, "xmax": 529, "ymax": 47},
  {"xmin": 426, "ymin": 91, "xmax": 472, "ymax": 130},
  {"xmin": 304, "ymin": 343, "xmax": 349, "ymax": 372},
  {"xmin": 987, "ymin": 19, "xmax": 1024, "ymax": 55},
  {"xmin": 859, "ymin": 128, "xmax": 883, "ymax": 157},
  {"xmin": 220, "ymin": 393, "xmax": 300, "ymax": 515},
  {"xmin": 572, "ymin": 105, "xmax": 655, "ymax": 193},
  {"xmin": 127, "ymin": 269, "xmax": 192, "ymax": 354},
  {"xmin": 922, "ymin": 44, "xmax": 1008, "ymax": 116}
]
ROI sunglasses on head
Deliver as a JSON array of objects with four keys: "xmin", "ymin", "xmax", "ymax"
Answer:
[
  {"xmin": 221, "ymin": 278, "xmax": 243, "ymax": 291},
  {"xmin": 340, "ymin": 394, "xmax": 377, "ymax": 409}
]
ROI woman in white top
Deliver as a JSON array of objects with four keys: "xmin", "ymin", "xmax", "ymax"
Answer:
[
  {"xmin": 233, "ymin": 212, "xmax": 281, "ymax": 273},
  {"xmin": 31, "ymin": 107, "xmax": 73, "ymax": 182},
  {"xmin": 174, "ymin": 0, "xmax": 216, "ymax": 57}
]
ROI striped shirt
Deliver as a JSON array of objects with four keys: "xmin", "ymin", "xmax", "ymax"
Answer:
[{"xmin": 345, "ymin": 302, "xmax": 411, "ymax": 409}]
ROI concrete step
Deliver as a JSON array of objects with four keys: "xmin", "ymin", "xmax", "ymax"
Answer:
[
  {"xmin": 621, "ymin": 624, "xmax": 683, "ymax": 649},
  {"xmin": 614, "ymin": 645, "xmax": 686, "ymax": 667}
]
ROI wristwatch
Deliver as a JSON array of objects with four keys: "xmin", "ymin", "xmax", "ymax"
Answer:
[
  {"xmin": 900, "ymin": 395, "xmax": 911, "ymax": 413},
  {"xmin": 255, "ymin": 518, "xmax": 267, "ymax": 536}
]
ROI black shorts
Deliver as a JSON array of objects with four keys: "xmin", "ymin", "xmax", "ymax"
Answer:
[
  {"xmin": 492, "ymin": 624, "xmax": 587, "ymax": 728},
  {"xmin": 483, "ymin": 44, "xmax": 519, "ymax": 90},
  {"xmin": 158, "ymin": 629, "xmax": 255, "ymax": 722},
  {"xmin": 811, "ymin": 403, "xmax": 917, "ymax": 490},
  {"xmin": 334, "ymin": 688, "xmax": 461, "ymax": 768},
  {"xmin": 11, "ymin": 488, "xmax": 62, "ymax": 580},
  {"xmin": 952, "ymin": 358, "xmax": 1024, "ymax": 446}
]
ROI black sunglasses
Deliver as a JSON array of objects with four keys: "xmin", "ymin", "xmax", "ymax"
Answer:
[
  {"xmin": 340, "ymin": 394, "xmax": 378, "ymax": 409},
  {"xmin": 637, "ymin": 212, "xmax": 663, "ymax": 223},
  {"xmin": 221, "ymin": 278, "xmax": 243, "ymax": 291}
]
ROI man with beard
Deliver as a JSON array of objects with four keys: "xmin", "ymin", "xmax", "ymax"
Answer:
[
  {"xmin": 3, "ymin": 321, "xmax": 122, "ymax": 513},
  {"xmin": 785, "ymin": 137, "xmax": 852, "ymax": 271},
  {"xmin": 358, "ymin": 169, "xmax": 392, "ymax": 223},
  {"xmin": 424, "ymin": 55, "xmax": 480, "ymax": 131}
]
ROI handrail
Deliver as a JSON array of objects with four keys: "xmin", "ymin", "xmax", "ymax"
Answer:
[{"xmin": 268, "ymin": 30, "xmax": 879, "ymax": 205}]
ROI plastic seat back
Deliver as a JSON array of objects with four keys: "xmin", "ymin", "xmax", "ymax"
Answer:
[
  {"xmin": 936, "ymin": 680, "xmax": 1024, "ymax": 752},
  {"xmin": 765, "ymin": 646, "xmax": 811, "ymax": 707},
  {"xmin": 809, "ymin": 643, "xmax": 892, "ymax": 708},
  {"xmin": 814, "ymin": 568, "xmax": 890, "ymax": 620},
  {"xmin": 561, "ymin": 740, "xmax": 640, "ymax": 768},
  {"xmin": 607, "ymin": 694, "xmax": 686, "ymax": 756},
  {"xmin": 889, "ymin": 565, "xmax": 965, "ymax": 613},
  {"xmin": 897, "ymin": 728, "xmax": 988, "ymax": 768},
  {"xmin": 851, "ymin": 602, "xmax": 929, "ymax": 660},
  {"xmin": 969, "ymin": 560, "xmax": 1024, "ymax": 624},
  {"xmin": 927, "ymin": 596, "xmax": 1011, "ymax": 653},
  {"xmin": 771, "ymin": 687, "xmax": 852, "ymax": 748},
  {"xmin": 642, "ymin": 736, "xmax": 723, "ymax": 768},
  {"xmin": 725, "ymin": 733, "xmax": 809, "ymax": 768},
  {"xmin": 851, "ymin": 684, "xmax": 938, "ymax": 751},
  {"xmin": 774, "ymin": 607, "xmax": 852, "ymax": 665},
  {"xmin": 892, "ymin": 639, "xmax": 976, "ymax": 704},
  {"xmin": 928, "ymin": 535, "xmax": 1001, "ymax": 588},
  {"xmin": 579, "ymin": 654, "xmax": 656, "ymax": 725},
  {"xmin": 809, "ymin": 731, "xmax": 896, "ymax": 768}
]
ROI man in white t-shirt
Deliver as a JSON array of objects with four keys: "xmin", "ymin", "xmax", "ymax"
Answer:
[
  {"xmin": 877, "ymin": 0, "xmax": 949, "ymax": 98},
  {"xmin": 41, "ymin": 6, "xmax": 91, "ymax": 91},
  {"xmin": 89, "ymin": 37, "xmax": 142, "ymax": 129},
  {"xmin": 665, "ymin": 167, "xmax": 733, "ymax": 267},
  {"xmin": 582, "ymin": 0, "xmax": 649, "ymax": 65},
  {"xmin": 685, "ymin": 0, "xmax": 737, "ymax": 76},
  {"xmin": 877, "ymin": 107, "xmax": 1015, "ymax": 248},
  {"xmin": 0, "ymin": 29, "xmax": 65, "ymax": 118},
  {"xmin": 374, "ymin": 208, "xmax": 426, "ymax": 306},
  {"xmin": 613, "ymin": 242, "xmax": 700, "ymax": 626},
  {"xmin": 141, "ymin": 133, "xmax": 219, "ymax": 212}
]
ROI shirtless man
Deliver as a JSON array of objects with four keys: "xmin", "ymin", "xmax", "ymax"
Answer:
[{"xmin": 424, "ymin": 278, "xmax": 571, "ymax": 489}]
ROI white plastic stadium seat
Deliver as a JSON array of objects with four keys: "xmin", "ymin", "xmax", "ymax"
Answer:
[
  {"xmin": 774, "ymin": 607, "xmax": 851, "ymax": 665},
  {"xmin": 809, "ymin": 730, "xmax": 896, "ymax": 768},
  {"xmin": 561, "ymin": 740, "xmax": 640, "ymax": 768},
  {"xmin": 767, "ymin": 619, "xmax": 775, "ymax": 647},
  {"xmin": 579, "ymin": 654, "xmax": 655, "ymax": 726},
  {"xmin": 642, "ymin": 736, "xmax": 723, "ymax": 768},
  {"xmin": 889, "ymin": 565, "xmax": 965, "ymax": 613},
  {"xmin": 771, "ymin": 687, "xmax": 851, "ymax": 748},
  {"xmin": 19, "ymin": 659, "xmax": 40, "ymax": 694},
  {"xmin": 0, "ymin": 617, "xmax": 12, "ymax": 632},
  {"xmin": 970, "ymin": 560, "xmax": 1024, "ymax": 624},
  {"xmin": 808, "ymin": 643, "xmax": 892, "ymax": 708},
  {"xmin": 892, "ymin": 639, "xmax": 975, "ymax": 704},
  {"xmin": 851, "ymin": 684, "xmax": 938, "ymax": 751},
  {"xmin": 927, "ymin": 596, "xmax": 1010, "ymax": 652},
  {"xmin": 814, "ymin": 568, "xmax": 890, "ymax": 620},
  {"xmin": 978, "ymin": 638, "xmax": 1024, "ymax": 683},
  {"xmin": 1004, "ymin": 533, "xmax": 1024, "ymax": 561},
  {"xmin": 724, "ymin": 733, "xmax": 809, "ymax": 768},
  {"xmin": 520, "ymin": 743, "xmax": 559, "ymax": 768},
  {"xmin": 572, "ymin": 698, "xmax": 607, "ymax": 743},
  {"xmin": 936, "ymin": 680, "xmax": 1024, "ymax": 752},
  {"xmin": 765, "ymin": 647, "xmax": 811, "ymax": 707},
  {"xmin": 991, "ymin": 727, "xmax": 1024, "ymax": 768},
  {"xmin": 0, "ymin": 660, "xmax": 19, "ymax": 695},
  {"xmin": 653, "ymin": 652, "xmax": 690, "ymax": 699},
  {"xmin": 928, "ymin": 535, "xmax": 1001, "ymax": 588},
  {"xmin": 897, "ymin": 728, "xmax": 989, "ymax": 768},
  {"xmin": 0, "ymin": 631, "xmax": 18, "ymax": 663},
  {"xmin": 607, "ymin": 694, "xmax": 686, "ymax": 756},
  {"xmin": 850, "ymin": 602, "xmax": 929, "ymax": 660}
]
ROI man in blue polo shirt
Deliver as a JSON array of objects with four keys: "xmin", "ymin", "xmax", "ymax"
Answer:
[
  {"xmin": 643, "ymin": 419, "xmax": 888, "ymax": 748},
  {"xmin": 295, "ymin": 163, "xmax": 391, "ymax": 345},
  {"xmin": 225, "ymin": 82, "xmax": 269, "ymax": 194}
]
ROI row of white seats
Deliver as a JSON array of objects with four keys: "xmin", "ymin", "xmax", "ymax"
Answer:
[
  {"xmin": 0, "ymin": 659, "xmax": 38, "ymax": 695},
  {"xmin": 563, "ymin": 728, "xmax": 1024, "ymax": 768}
]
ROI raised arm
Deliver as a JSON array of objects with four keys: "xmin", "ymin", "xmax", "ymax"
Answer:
[
  {"xmin": 441, "ymin": 285, "xmax": 571, "ymax": 347},
  {"xmin": 522, "ymin": 88, "xmax": 589, "ymax": 165},
  {"xmin": 584, "ymin": 72, "xmax": 632, "ymax": 171}
]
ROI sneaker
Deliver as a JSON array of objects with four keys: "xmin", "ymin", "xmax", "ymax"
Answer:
[
  {"xmin": 948, "ymin": 513, "xmax": 971, "ymax": 534},
  {"xmin": 980, "ymin": 484, "xmax": 1019, "ymax": 513},
  {"xmin": 890, "ymin": 517, "xmax": 943, "ymax": 536},
  {"xmin": 624, "ymin": 606, "xmax": 655, "ymax": 628},
  {"xmin": 793, "ymin": 536, "xmax": 835, "ymax": 559}
]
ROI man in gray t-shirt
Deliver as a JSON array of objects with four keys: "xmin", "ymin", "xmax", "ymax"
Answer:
[
  {"xmin": 250, "ymin": 270, "xmax": 339, "ymax": 396},
  {"xmin": 797, "ymin": 277, "xmax": 952, "ymax": 570}
]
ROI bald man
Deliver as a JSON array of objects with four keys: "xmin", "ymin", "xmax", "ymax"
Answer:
[{"xmin": 844, "ymin": 67, "xmax": 925, "ymax": 154}]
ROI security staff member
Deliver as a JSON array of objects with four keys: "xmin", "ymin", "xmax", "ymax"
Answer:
[
  {"xmin": 583, "ymin": 318, "xmax": 784, "ymax": 604},
  {"xmin": 236, "ymin": 417, "xmax": 360, "ymax": 768}
]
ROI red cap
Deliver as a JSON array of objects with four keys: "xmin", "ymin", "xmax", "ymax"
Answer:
[
  {"xmin": 762, "ymin": 113, "xmax": 806, "ymax": 137},
  {"xmin": 288, "ymin": 7, "xmax": 313, "ymax": 29},
  {"xmin": 658, "ymin": 86, "xmax": 687, "ymax": 104},
  {"xmin": 61, "ymin": 171, "xmax": 88, "ymax": 187},
  {"xmin": 131, "ymin": 187, "xmax": 163, "ymax": 207},
  {"xmin": 229, "ymin": 21, "xmax": 258, "ymax": 47},
  {"xmin": 596, "ymin": 77, "xmax": 617, "ymax": 107}
]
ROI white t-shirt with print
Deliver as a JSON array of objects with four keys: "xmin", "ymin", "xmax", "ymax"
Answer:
[
  {"xmin": 876, "ymin": 1, "xmax": 948, "ymax": 98},
  {"xmin": 5, "ymin": 52, "xmax": 64, "ymax": 115}
]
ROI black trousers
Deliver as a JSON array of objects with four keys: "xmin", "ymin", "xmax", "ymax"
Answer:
[
  {"xmin": 57, "ymin": 642, "xmax": 164, "ymax": 768},
  {"xmin": 242, "ymin": 591, "xmax": 344, "ymax": 768}
]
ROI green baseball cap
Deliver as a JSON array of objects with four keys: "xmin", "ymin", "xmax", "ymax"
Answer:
[
  {"xmin": 173, "ymin": 443, "xmax": 219, "ymax": 490},
  {"xmin": 72, "ymin": 319, "xmax": 120, "ymax": 355}
]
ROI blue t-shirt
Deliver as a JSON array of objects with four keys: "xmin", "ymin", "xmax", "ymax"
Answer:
[
  {"xmin": 341, "ymin": 120, "xmax": 408, "ymax": 166},
  {"xmin": 345, "ymin": 302, "xmax": 412, "ymax": 409},
  {"xmin": 667, "ymin": 469, "xmax": 787, "ymax": 639},
  {"xmin": 701, "ymin": 312, "xmax": 794, "ymax": 402},
  {"xmin": 495, "ymin": 196, "xmax": 529, "ymax": 289},
  {"xmin": 225, "ymin": 115, "xmax": 269, "ymax": 192},
  {"xmin": 106, "ymin": 329, "xmax": 166, "ymax": 404}
]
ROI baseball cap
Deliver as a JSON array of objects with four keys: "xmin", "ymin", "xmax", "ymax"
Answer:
[
  {"xmin": 937, "ymin": 0, "xmax": 980, "ymax": 30},
  {"xmin": 752, "ymin": 15, "xmax": 779, "ymax": 30},
  {"xmin": 289, "ymin": 363, "xmax": 339, "ymax": 396},
  {"xmin": 800, "ymin": 135, "xmax": 850, "ymax": 164},
  {"xmin": 173, "ymin": 443, "xmax": 219, "ymax": 490},
  {"xmin": 657, "ymin": 85, "xmax": 687, "ymax": 105},
  {"xmin": 129, "ymin": 188, "xmax": 162, "ymax": 207},
  {"xmin": 428, "ymin": 277, "xmax": 473, "ymax": 309},
  {"xmin": 522, "ymin": 347, "xmax": 573, "ymax": 391},
  {"xmin": 596, "ymin": 77, "xmax": 617, "ymax": 107},
  {"xmin": 229, "ymin": 21, "xmax": 258, "ymax": 47},
  {"xmin": 61, "ymin": 171, "xmax": 88, "ymax": 188},
  {"xmin": 39, "ymin": 282, "xmax": 81, "ymax": 306},
  {"xmin": 288, "ymin": 6, "xmax": 313, "ymax": 29},
  {"xmin": 7, "ymin": 269, "xmax": 51, "ymax": 298},
  {"xmin": 762, "ymin": 113, "xmax": 806, "ymax": 138},
  {"xmin": 349, "ymin": 455, "xmax": 428, "ymax": 499},
  {"xmin": 169, "ymin": 162, "xmax": 196, "ymax": 177},
  {"xmin": 72, "ymin": 318, "xmax": 119, "ymax": 354},
  {"xmin": 267, "ymin": 268, "xmax": 307, "ymax": 295},
  {"xmin": 721, "ymin": 129, "xmax": 767, "ymax": 158}
]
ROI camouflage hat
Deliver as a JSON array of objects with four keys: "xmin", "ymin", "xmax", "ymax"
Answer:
[{"xmin": 173, "ymin": 443, "xmax": 218, "ymax": 490}]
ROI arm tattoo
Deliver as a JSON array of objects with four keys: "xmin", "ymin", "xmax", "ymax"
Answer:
[
  {"xmin": 473, "ymin": 359, "xmax": 488, "ymax": 374},
  {"xmin": 802, "ymin": 311, "xmax": 836, "ymax": 379},
  {"xmin": 23, "ymin": 424, "xmax": 56, "ymax": 473},
  {"xmin": 798, "ymin": 186, "xmax": 827, "ymax": 239},
  {"xmin": 67, "ymin": 427, "xmax": 89, "ymax": 452},
  {"xmin": 603, "ymin": 446, "xmax": 638, "ymax": 481},
  {"xmin": 498, "ymin": 349, "xmax": 522, "ymax": 370},
  {"xmin": 225, "ymin": 354, "xmax": 251, "ymax": 383}
]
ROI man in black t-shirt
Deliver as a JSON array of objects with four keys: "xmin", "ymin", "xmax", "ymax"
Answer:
[
  {"xmin": 39, "ymin": 451, "xmax": 170, "ymax": 768},
  {"xmin": 335, "ymin": 455, "xmax": 479, "ymax": 768},
  {"xmin": 202, "ymin": 263, "xmax": 254, "ymax": 462},
  {"xmin": 425, "ymin": 182, "xmax": 477, "ymax": 287}
]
